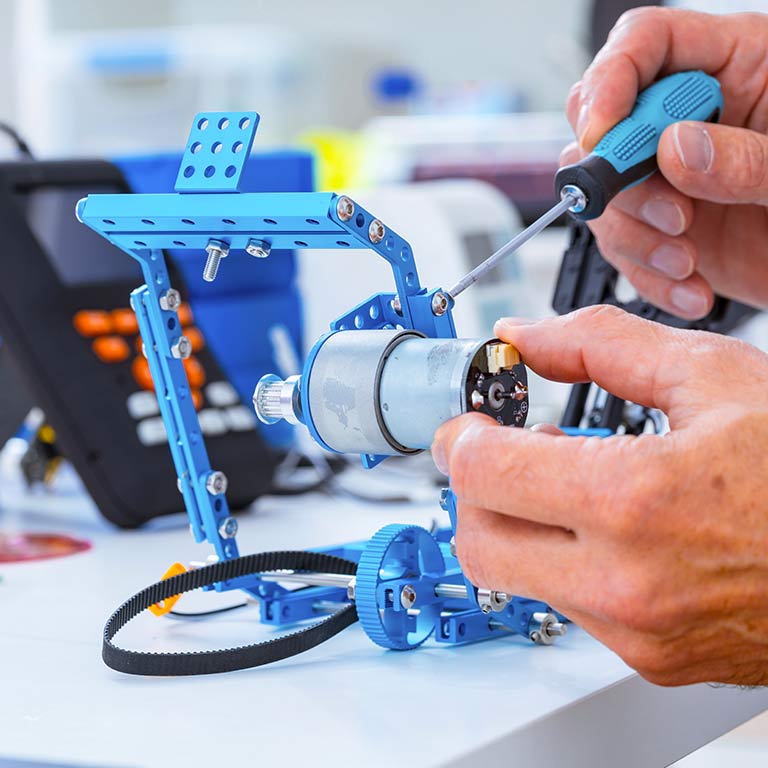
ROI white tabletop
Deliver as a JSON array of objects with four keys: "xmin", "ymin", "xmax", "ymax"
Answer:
[{"xmin": 2, "ymin": 468, "xmax": 767, "ymax": 768}]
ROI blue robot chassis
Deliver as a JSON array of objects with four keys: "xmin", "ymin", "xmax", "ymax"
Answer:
[{"xmin": 78, "ymin": 111, "xmax": 566, "ymax": 654}]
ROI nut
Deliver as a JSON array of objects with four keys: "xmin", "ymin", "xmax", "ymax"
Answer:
[
  {"xmin": 246, "ymin": 239, "xmax": 271, "ymax": 259},
  {"xmin": 159, "ymin": 289, "xmax": 181, "ymax": 312},
  {"xmin": 170, "ymin": 336, "xmax": 192, "ymax": 359},
  {"xmin": 205, "ymin": 470, "xmax": 228, "ymax": 496}
]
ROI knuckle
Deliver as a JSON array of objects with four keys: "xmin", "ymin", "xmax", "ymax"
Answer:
[
  {"xmin": 732, "ymin": 131, "xmax": 768, "ymax": 195},
  {"xmin": 612, "ymin": 6, "xmax": 665, "ymax": 36},
  {"xmin": 570, "ymin": 303, "xmax": 627, "ymax": 330}
]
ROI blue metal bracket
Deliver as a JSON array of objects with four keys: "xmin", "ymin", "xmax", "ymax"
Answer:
[
  {"xmin": 76, "ymin": 110, "xmax": 457, "ymax": 563},
  {"xmin": 175, "ymin": 112, "xmax": 259, "ymax": 193}
]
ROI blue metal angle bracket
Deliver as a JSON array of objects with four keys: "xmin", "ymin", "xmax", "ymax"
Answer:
[{"xmin": 76, "ymin": 111, "xmax": 457, "ymax": 567}]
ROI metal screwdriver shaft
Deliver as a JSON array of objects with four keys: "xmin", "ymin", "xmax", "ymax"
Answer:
[{"xmin": 448, "ymin": 191, "xmax": 577, "ymax": 301}]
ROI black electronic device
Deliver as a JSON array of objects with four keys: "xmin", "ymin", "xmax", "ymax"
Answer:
[
  {"xmin": 0, "ymin": 159, "xmax": 277, "ymax": 527},
  {"xmin": 554, "ymin": 219, "xmax": 758, "ymax": 432}
]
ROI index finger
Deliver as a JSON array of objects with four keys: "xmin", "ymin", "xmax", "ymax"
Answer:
[
  {"xmin": 433, "ymin": 412, "xmax": 659, "ymax": 531},
  {"xmin": 571, "ymin": 8, "xmax": 738, "ymax": 150}
]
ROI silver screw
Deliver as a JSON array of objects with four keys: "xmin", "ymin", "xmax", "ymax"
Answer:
[
  {"xmin": 449, "ymin": 536, "xmax": 457, "ymax": 557},
  {"xmin": 159, "ymin": 288, "xmax": 181, "ymax": 312},
  {"xmin": 218, "ymin": 516, "xmax": 238, "ymax": 539},
  {"xmin": 336, "ymin": 195, "xmax": 355, "ymax": 222},
  {"xmin": 368, "ymin": 219, "xmax": 386, "ymax": 244},
  {"xmin": 203, "ymin": 239, "xmax": 229, "ymax": 282},
  {"xmin": 431, "ymin": 291, "xmax": 450, "ymax": 316},
  {"xmin": 400, "ymin": 584, "xmax": 417, "ymax": 609},
  {"xmin": 170, "ymin": 336, "xmax": 192, "ymax": 359},
  {"xmin": 205, "ymin": 470, "xmax": 228, "ymax": 496},
  {"xmin": 246, "ymin": 238, "xmax": 271, "ymax": 259},
  {"xmin": 391, "ymin": 296, "xmax": 403, "ymax": 316}
]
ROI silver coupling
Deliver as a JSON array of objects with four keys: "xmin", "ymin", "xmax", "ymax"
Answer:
[
  {"xmin": 529, "ymin": 611, "xmax": 568, "ymax": 645},
  {"xmin": 253, "ymin": 374, "xmax": 302, "ymax": 426}
]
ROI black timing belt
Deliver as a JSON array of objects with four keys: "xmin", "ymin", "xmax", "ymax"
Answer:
[{"xmin": 103, "ymin": 550, "xmax": 358, "ymax": 676}]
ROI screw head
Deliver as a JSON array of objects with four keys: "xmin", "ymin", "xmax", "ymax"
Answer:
[
  {"xmin": 391, "ymin": 296, "xmax": 403, "ymax": 316},
  {"xmin": 218, "ymin": 516, "xmax": 238, "ymax": 539},
  {"xmin": 246, "ymin": 238, "xmax": 271, "ymax": 259},
  {"xmin": 336, "ymin": 195, "xmax": 355, "ymax": 222},
  {"xmin": 159, "ymin": 289, "xmax": 181, "ymax": 312},
  {"xmin": 205, "ymin": 470, "xmax": 228, "ymax": 496},
  {"xmin": 439, "ymin": 487, "xmax": 450, "ymax": 511},
  {"xmin": 368, "ymin": 219, "xmax": 386, "ymax": 244},
  {"xmin": 170, "ymin": 336, "xmax": 192, "ymax": 359},
  {"xmin": 431, "ymin": 291, "xmax": 450, "ymax": 316},
  {"xmin": 400, "ymin": 584, "xmax": 417, "ymax": 609}
]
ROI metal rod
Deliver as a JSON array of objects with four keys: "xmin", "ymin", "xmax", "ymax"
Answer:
[
  {"xmin": 434, "ymin": 583, "xmax": 468, "ymax": 600},
  {"xmin": 259, "ymin": 571, "xmax": 353, "ymax": 589},
  {"xmin": 260, "ymin": 571, "xmax": 470, "ymax": 601},
  {"xmin": 447, "ymin": 192, "xmax": 576, "ymax": 301}
]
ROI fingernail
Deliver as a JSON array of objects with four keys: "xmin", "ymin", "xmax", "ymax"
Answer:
[
  {"xmin": 530, "ymin": 423, "xmax": 565, "ymax": 436},
  {"xmin": 431, "ymin": 441, "xmax": 449, "ymax": 475},
  {"xmin": 649, "ymin": 244, "xmax": 693, "ymax": 279},
  {"xmin": 673, "ymin": 123, "xmax": 714, "ymax": 173},
  {"xmin": 640, "ymin": 199, "xmax": 685, "ymax": 235},
  {"xmin": 576, "ymin": 102, "xmax": 591, "ymax": 143},
  {"xmin": 496, "ymin": 317, "xmax": 533, "ymax": 327},
  {"xmin": 670, "ymin": 284, "xmax": 709, "ymax": 316}
]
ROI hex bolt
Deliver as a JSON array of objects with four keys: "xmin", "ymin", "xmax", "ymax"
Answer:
[
  {"xmin": 203, "ymin": 239, "xmax": 230, "ymax": 282},
  {"xmin": 431, "ymin": 291, "xmax": 450, "ymax": 317},
  {"xmin": 336, "ymin": 195, "xmax": 355, "ymax": 222},
  {"xmin": 205, "ymin": 470, "xmax": 228, "ymax": 496},
  {"xmin": 400, "ymin": 584, "xmax": 417, "ymax": 609},
  {"xmin": 246, "ymin": 239, "xmax": 271, "ymax": 259},
  {"xmin": 218, "ymin": 516, "xmax": 239, "ymax": 539},
  {"xmin": 159, "ymin": 288, "xmax": 181, "ymax": 312},
  {"xmin": 368, "ymin": 219, "xmax": 386, "ymax": 244},
  {"xmin": 170, "ymin": 336, "xmax": 192, "ymax": 359}
]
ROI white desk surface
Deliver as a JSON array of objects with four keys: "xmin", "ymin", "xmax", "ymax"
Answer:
[{"xmin": 2, "ymin": 471, "xmax": 767, "ymax": 768}]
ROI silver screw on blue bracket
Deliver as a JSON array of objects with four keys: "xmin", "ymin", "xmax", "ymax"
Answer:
[{"xmin": 203, "ymin": 239, "xmax": 229, "ymax": 282}]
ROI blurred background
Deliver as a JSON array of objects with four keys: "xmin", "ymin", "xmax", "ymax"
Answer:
[{"xmin": 0, "ymin": 1, "xmax": 767, "ymax": 763}]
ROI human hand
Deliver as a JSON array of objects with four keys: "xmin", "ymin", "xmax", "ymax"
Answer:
[
  {"xmin": 431, "ymin": 305, "xmax": 768, "ymax": 686},
  {"xmin": 563, "ymin": 7, "xmax": 768, "ymax": 319}
]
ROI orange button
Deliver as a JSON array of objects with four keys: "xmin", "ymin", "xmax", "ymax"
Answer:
[
  {"xmin": 177, "ymin": 304, "xmax": 194, "ymax": 327},
  {"xmin": 183, "ymin": 356, "xmax": 206, "ymax": 389},
  {"xmin": 73, "ymin": 310, "xmax": 113, "ymax": 338},
  {"xmin": 184, "ymin": 326, "xmax": 205, "ymax": 353},
  {"xmin": 92, "ymin": 336, "xmax": 131, "ymax": 364},
  {"xmin": 191, "ymin": 388, "xmax": 204, "ymax": 410},
  {"xmin": 131, "ymin": 356, "xmax": 155, "ymax": 391},
  {"xmin": 111, "ymin": 308, "xmax": 139, "ymax": 336}
]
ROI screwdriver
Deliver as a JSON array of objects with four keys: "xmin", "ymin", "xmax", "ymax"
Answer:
[{"xmin": 447, "ymin": 70, "xmax": 723, "ymax": 300}]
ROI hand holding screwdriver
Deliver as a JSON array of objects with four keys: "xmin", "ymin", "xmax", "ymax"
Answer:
[
  {"xmin": 563, "ymin": 7, "xmax": 768, "ymax": 319},
  {"xmin": 449, "ymin": 69, "xmax": 722, "ymax": 301}
]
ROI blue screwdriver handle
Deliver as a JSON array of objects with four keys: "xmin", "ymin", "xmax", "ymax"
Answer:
[{"xmin": 555, "ymin": 70, "xmax": 723, "ymax": 220}]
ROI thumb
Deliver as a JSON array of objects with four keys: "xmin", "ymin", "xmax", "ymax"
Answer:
[
  {"xmin": 658, "ymin": 122, "xmax": 768, "ymax": 205},
  {"xmin": 494, "ymin": 305, "xmax": 715, "ymax": 428}
]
